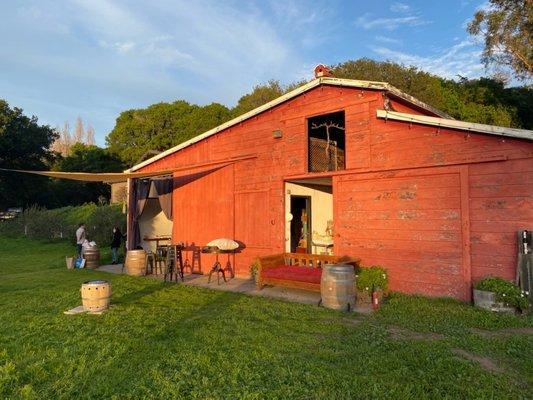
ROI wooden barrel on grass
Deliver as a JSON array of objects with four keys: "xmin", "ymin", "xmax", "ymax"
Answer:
[
  {"xmin": 81, "ymin": 280, "xmax": 111, "ymax": 312},
  {"xmin": 83, "ymin": 246, "xmax": 100, "ymax": 269},
  {"xmin": 125, "ymin": 249, "xmax": 147, "ymax": 276},
  {"xmin": 321, "ymin": 264, "xmax": 356, "ymax": 311}
]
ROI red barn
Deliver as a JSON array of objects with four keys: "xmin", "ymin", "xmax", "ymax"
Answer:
[{"xmin": 126, "ymin": 76, "xmax": 533, "ymax": 300}]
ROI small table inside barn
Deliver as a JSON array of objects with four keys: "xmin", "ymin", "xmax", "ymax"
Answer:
[
  {"xmin": 201, "ymin": 246, "xmax": 234, "ymax": 284},
  {"xmin": 143, "ymin": 236, "xmax": 172, "ymax": 248}
]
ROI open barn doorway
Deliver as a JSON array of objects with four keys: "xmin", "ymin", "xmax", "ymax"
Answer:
[
  {"xmin": 139, "ymin": 182, "xmax": 172, "ymax": 252},
  {"xmin": 290, "ymin": 196, "xmax": 311, "ymax": 253},
  {"xmin": 285, "ymin": 177, "xmax": 333, "ymax": 255}
]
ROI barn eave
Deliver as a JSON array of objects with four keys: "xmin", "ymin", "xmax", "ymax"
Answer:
[{"xmin": 376, "ymin": 110, "xmax": 533, "ymax": 141}]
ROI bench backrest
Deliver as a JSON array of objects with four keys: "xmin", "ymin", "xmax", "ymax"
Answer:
[{"xmin": 284, "ymin": 253, "xmax": 342, "ymax": 268}]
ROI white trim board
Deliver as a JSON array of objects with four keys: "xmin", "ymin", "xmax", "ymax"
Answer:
[{"xmin": 376, "ymin": 110, "xmax": 533, "ymax": 141}]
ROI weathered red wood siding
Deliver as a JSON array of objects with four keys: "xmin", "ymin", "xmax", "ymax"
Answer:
[
  {"xmin": 469, "ymin": 158, "xmax": 533, "ymax": 283},
  {"xmin": 136, "ymin": 84, "xmax": 533, "ymax": 299},
  {"xmin": 334, "ymin": 168, "xmax": 465, "ymax": 298},
  {"xmin": 172, "ymin": 165, "xmax": 235, "ymax": 272}
]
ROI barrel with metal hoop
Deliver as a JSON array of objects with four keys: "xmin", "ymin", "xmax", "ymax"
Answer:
[
  {"xmin": 83, "ymin": 245, "xmax": 100, "ymax": 269},
  {"xmin": 320, "ymin": 263, "xmax": 356, "ymax": 311},
  {"xmin": 125, "ymin": 249, "xmax": 147, "ymax": 276},
  {"xmin": 81, "ymin": 280, "xmax": 111, "ymax": 312}
]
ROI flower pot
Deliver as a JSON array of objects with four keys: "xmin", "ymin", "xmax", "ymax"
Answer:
[
  {"xmin": 356, "ymin": 289, "xmax": 372, "ymax": 306},
  {"xmin": 372, "ymin": 289, "xmax": 384, "ymax": 310},
  {"xmin": 473, "ymin": 289, "xmax": 515, "ymax": 313}
]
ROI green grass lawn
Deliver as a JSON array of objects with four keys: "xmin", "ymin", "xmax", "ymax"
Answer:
[{"xmin": 0, "ymin": 236, "xmax": 531, "ymax": 399}]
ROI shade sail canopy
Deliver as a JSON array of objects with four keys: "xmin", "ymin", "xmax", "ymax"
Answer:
[
  {"xmin": 0, "ymin": 168, "xmax": 177, "ymax": 183},
  {"xmin": 0, "ymin": 158, "xmax": 243, "ymax": 183}
]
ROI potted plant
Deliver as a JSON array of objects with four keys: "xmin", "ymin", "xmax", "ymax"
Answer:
[
  {"xmin": 355, "ymin": 266, "xmax": 388, "ymax": 308},
  {"xmin": 249, "ymin": 260, "xmax": 260, "ymax": 284},
  {"xmin": 473, "ymin": 277, "xmax": 529, "ymax": 314}
]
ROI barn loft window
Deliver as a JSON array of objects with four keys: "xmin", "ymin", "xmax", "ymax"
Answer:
[{"xmin": 308, "ymin": 111, "xmax": 346, "ymax": 172}]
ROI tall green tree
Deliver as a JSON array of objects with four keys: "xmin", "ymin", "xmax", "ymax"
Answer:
[
  {"xmin": 231, "ymin": 79, "xmax": 308, "ymax": 117},
  {"xmin": 106, "ymin": 101, "xmax": 232, "ymax": 165},
  {"xmin": 231, "ymin": 80, "xmax": 285, "ymax": 117},
  {"xmin": 467, "ymin": 0, "xmax": 532, "ymax": 81},
  {"xmin": 0, "ymin": 100, "xmax": 57, "ymax": 209},
  {"xmin": 332, "ymin": 58, "xmax": 529, "ymax": 128},
  {"xmin": 48, "ymin": 143, "xmax": 125, "ymax": 207}
]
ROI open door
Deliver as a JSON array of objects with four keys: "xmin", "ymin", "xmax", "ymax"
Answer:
[
  {"xmin": 290, "ymin": 195, "xmax": 312, "ymax": 253},
  {"xmin": 285, "ymin": 178, "xmax": 333, "ymax": 255}
]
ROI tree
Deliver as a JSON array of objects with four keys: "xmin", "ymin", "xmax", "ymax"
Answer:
[
  {"xmin": 51, "ymin": 118, "xmax": 97, "ymax": 156},
  {"xmin": 105, "ymin": 58, "xmax": 532, "ymax": 169},
  {"xmin": 48, "ymin": 143, "xmax": 125, "ymax": 207},
  {"xmin": 106, "ymin": 101, "xmax": 232, "ymax": 165},
  {"xmin": 467, "ymin": 0, "xmax": 532, "ymax": 81},
  {"xmin": 73, "ymin": 116, "xmax": 85, "ymax": 143},
  {"xmin": 332, "ymin": 58, "xmax": 530, "ymax": 128},
  {"xmin": 231, "ymin": 79, "xmax": 308, "ymax": 117},
  {"xmin": 231, "ymin": 80, "xmax": 285, "ymax": 117},
  {"xmin": 51, "ymin": 122, "xmax": 73, "ymax": 156},
  {"xmin": 0, "ymin": 100, "xmax": 57, "ymax": 209},
  {"xmin": 86, "ymin": 124, "xmax": 95, "ymax": 145}
]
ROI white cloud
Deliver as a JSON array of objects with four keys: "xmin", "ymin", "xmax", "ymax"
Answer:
[
  {"xmin": 375, "ymin": 35, "xmax": 402, "ymax": 45},
  {"xmin": 1, "ymin": 0, "xmax": 307, "ymax": 144},
  {"xmin": 371, "ymin": 39, "xmax": 485, "ymax": 79},
  {"xmin": 390, "ymin": 2, "xmax": 411, "ymax": 13},
  {"xmin": 99, "ymin": 37, "xmax": 193, "ymax": 64},
  {"xmin": 355, "ymin": 13, "xmax": 431, "ymax": 30}
]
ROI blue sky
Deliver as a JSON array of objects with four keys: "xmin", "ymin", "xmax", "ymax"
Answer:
[{"xmin": 0, "ymin": 0, "xmax": 487, "ymax": 145}]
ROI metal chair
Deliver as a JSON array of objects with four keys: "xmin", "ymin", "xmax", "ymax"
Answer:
[
  {"xmin": 164, "ymin": 245, "xmax": 184, "ymax": 282},
  {"xmin": 145, "ymin": 251, "xmax": 156, "ymax": 275},
  {"xmin": 154, "ymin": 246, "xmax": 168, "ymax": 275}
]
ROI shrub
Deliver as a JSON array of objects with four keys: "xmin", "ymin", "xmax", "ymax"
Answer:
[
  {"xmin": 86, "ymin": 205, "xmax": 126, "ymax": 246},
  {"xmin": 23, "ymin": 205, "xmax": 62, "ymax": 239},
  {"xmin": 0, "ymin": 203, "xmax": 126, "ymax": 247},
  {"xmin": 356, "ymin": 266, "xmax": 388, "ymax": 292},
  {"xmin": 249, "ymin": 260, "xmax": 259, "ymax": 280},
  {"xmin": 475, "ymin": 277, "xmax": 529, "ymax": 311}
]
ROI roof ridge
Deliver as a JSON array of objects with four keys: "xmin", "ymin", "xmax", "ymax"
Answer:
[{"xmin": 128, "ymin": 77, "xmax": 448, "ymax": 171}]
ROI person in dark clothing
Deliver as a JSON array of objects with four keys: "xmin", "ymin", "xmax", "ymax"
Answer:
[{"xmin": 111, "ymin": 227, "xmax": 124, "ymax": 264}]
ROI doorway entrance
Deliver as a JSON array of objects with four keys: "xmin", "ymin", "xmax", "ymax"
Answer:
[
  {"xmin": 290, "ymin": 196, "xmax": 311, "ymax": 253},
  {"xmin": 285, "ymin": 177, "xmax": 333, "ymax": 254}
]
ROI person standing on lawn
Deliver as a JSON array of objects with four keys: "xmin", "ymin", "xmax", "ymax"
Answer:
[
  {"xmin": 111, "ymin": 227, "xmax": 124, "ymax": 264},
  {"xmin": 75, "ymin": 223, "xmax": 86, "ymax": 257}
]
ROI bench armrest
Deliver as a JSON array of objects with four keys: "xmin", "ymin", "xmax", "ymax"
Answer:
[{"xmin": 257, "ymin": 253, "xmax": 285, "ymax": 271}]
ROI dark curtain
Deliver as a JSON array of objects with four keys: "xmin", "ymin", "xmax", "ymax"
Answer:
[
  {"xmin": 131, "ymin": 178, "xmax": 151, "ymax": 249},
  {"xmin": 153, "ymin": 177, "xmax": 173, "ymax": 220}
]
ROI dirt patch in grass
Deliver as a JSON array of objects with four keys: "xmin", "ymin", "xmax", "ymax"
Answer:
[
  {"xmin": 340, "ymin": 318, "xmax": 363, "ymax": 326},
  {"xmin": 388, "ymin": 326, "xmax": 443, "ymax": 341},
  {"xmin": 452, "ymin": 348, "xmax": 504, "ymax": 374},
  {"xmin": 471, "ymin": 327, "xmax": 533, "ymax": 338}
]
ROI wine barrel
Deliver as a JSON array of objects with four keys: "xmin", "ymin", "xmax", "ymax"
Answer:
[
  {"xmin": 320, "ymin": 264, "xmax": 356, "ymax": 311},
  {"xmin": 83, "ymin": 246, "xmax": 100, "ymax": 269},
  {"xmin": 81, "ymin": 280, "xmax": 111, "ymax": 312},
  {"xmin": 125, "ymin": 249, "xmax": 147, "ymax": 276}
]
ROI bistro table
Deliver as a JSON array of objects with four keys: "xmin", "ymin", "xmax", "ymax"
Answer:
[{"xmin": 201, "ymin": 246, "xmax": 234, "ymax": 284}]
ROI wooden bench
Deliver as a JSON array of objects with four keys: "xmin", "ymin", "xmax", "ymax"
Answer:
[{"xmin": 256, "ymin": 253, "xmax": 359, "ymax": 292}]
